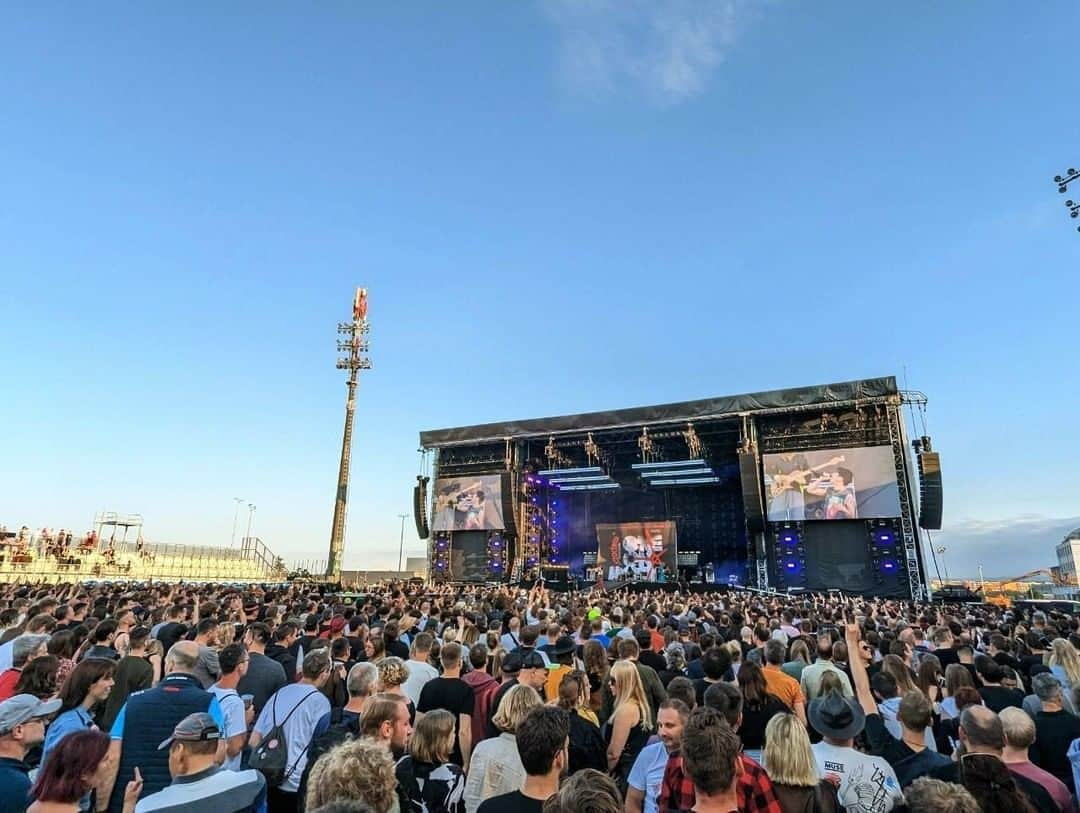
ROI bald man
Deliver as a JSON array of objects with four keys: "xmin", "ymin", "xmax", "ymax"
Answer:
[
  {"xmin": 100, "ymin": 641, "xmax": 226, "ymax": 813},
  {"xmin": 929, "ymin": 705, "xmax": 1055, "ymax": 812}
]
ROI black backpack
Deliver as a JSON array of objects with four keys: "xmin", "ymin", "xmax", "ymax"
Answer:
[
  {"xmin": 248, "ymin": 688, "xmax": 318, "ymax": 788},
  {"xmin": 297, "ymin": 707, "xmax": 362, "ymax": 811}
]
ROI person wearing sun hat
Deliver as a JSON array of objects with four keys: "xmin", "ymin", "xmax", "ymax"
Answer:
[
  {"xmin": 808, "ymin": 689, "xmax": 904, "ymax": 812},
  {"xmin": 135, "ymin": 712, "xmax": 266, "ymax": 813}
]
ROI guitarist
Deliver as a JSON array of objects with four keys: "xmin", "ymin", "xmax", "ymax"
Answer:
[{"xmin": 765, "ymin": 453, "xmax": 846, "ymax": 521}]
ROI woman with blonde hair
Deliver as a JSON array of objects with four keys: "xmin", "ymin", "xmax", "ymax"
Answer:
[
  {"xmin": 605, "ymin": 660, "xmax": 651, "ymax": 794},
  {"xmin": 306, "ymin": 738, "xmax": 400, "ymax": 813},
  {"xmin": 395, "ymin": 709, "xmax": 465, "ymax": 813},
  {"xmin": 1049, "ymin": 638, "xmax": 1080, "ymax": 691},
  {"xmin": 378, "ymin": 656, "xmax": 416, "ymax": 725},
  {"xmin": 464, "ymin": 684, "xmax": 542, "ymax": 813},
  {"xmin": 762, "ymin": 713, "xmax": 842, "ymax": 813}
]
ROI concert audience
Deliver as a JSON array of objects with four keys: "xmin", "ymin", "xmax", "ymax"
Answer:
[{"xmin": 2, "ymin": 576, "xmax": 1080, "ymax": 813}]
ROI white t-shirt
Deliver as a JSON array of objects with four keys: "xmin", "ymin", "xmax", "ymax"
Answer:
[
  {"xmin": 253, "ymin": 683, "xmax": 330, "ymax": 792},
  {"xmin": 402, "ymin": 659, "xmax": 440, "ymax": 705},
  {"xmin": 811, "ymin": 741, "xmax": 904, "ymax": 813},
  {"xmin": 209, "ymin": 684, "xmax": 248, "ymax": 771}
]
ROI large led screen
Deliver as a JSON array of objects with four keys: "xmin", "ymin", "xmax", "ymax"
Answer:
[
  {"xmin": 432, "ymin": 475, "xmax": 505, "ymax": 531},
  {"xmin": 596, "ymin": 521, "xmax": 678, "ymax": 581},
  {"xmin": 763, "ymin": 446, "xmax": 900, "ymax": 522}
]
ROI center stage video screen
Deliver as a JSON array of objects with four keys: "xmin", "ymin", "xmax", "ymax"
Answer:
[
  {"xmin": 763, "ymin": 446, "xmax": 901, "ymax": 522},
  {"xmin": 596, "ymin": 521, "xmax": 678, "ymax": 581},
  {"xmin": 432, "ymin": 475, "xmax": 505, "ymax": 532}
]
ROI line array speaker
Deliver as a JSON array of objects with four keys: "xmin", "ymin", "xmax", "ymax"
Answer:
[
  {"xmin": 917, "ymin": 452, "xmax": 943, "ymax": 530},
  {"xmin": 501, "ymin": 472, "xmax": 517, "ymax": 536},
  {"xmin": 739, "ymin": 451, "xmax": 765, "ymax": 533},
  {"xmin": 413, "ymin": 476, "xmax": 430, "ymax": 539}
]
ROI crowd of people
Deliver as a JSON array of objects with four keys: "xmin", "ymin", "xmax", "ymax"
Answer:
[{"xmin": 0, "ymin": 578, "xmax": 1077, "ymax": 813}]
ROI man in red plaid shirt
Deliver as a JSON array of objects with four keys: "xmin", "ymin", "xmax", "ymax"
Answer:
[
  {"xmin": 664, "ymin": 706, "xmax": 767, "ymax": 813},
  {"xmin": 658, "ymin": 683, "xmax": 781, "ymax": 813}
]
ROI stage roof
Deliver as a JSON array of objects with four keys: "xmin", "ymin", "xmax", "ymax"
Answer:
[{"xmin": 420, "ymin": 376, "xmax": 898, "ymax": 448}]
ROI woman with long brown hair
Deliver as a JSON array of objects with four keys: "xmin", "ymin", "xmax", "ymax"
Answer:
[
  {"xmin": 556, "ymin": 671, "xmax": 606, "ymax": 775},
  {"xmin": 582, "ymin": 640, "xmax": 609, "ymax": 721},
  {"xmin": 736, "ymin": 660, "xmax": 789, "ymax": 764},
  {"xmin": 41, "ymin": 658, "xmax": 116, "ymax": 763}
]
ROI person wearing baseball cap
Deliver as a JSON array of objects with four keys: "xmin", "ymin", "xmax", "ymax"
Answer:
[
  {"xmin": 0, "ymin": 694, "xmax": 60, "ymax": 810},
  {"xmin": 135, "ymin": 712, "xmax": 266, "ymax": 813}
]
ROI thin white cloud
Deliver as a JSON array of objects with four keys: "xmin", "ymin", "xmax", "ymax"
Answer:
[
  {"xmin": 929, "ymin": 515, "xmax": 1080, "ymax": 579},
  {"xmin": 542, "ymin": 0, "xmax": 755, "ymax": 104}
]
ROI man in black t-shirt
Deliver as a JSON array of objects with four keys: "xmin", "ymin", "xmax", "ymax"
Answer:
[
  {"xmin": 417, "ymin": 641, "xmax": 474, "ymax": 767},
  {"xmin": 478, "ymin": 705, "xmax": 569, "ymax": 813}
]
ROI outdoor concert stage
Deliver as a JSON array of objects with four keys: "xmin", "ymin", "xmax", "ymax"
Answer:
[{"xmin": 418, "ymin": 377, "xmax": 941, "ymax": 600}]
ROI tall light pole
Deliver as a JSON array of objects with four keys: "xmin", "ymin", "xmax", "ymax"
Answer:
[
  {"xmin": 246, "ymin": 503, "xmax": 256, "ymax": 544},
  {"xmin": 231, "ymin": 497, "xmax": 244, "ymax": 547},
  {"xmin": 397, "ymin": 513, "xmax": 410, "ymax": 575},
  {"xmin": 327, "ymin": 288, "xmax": 372, "ymax": 583}
]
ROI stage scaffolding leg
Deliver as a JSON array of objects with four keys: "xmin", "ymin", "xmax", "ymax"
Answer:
[{"xmin": 887, "ymin": 398, "xmax": 927, "ymax": 601}]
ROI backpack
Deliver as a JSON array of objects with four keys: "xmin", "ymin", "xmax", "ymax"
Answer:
[
  {"xmin": 248, "ymin": 688, "xmax": 318, "ymax": 788},
  {"xmin": 297, "ymin": 707, "xmax": 363, "ymax": 810}
]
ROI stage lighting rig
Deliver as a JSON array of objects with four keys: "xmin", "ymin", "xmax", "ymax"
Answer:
[
  {"xmin": 683, "ymin": 423, "xmax": 703, "ymax": 459},
  {"xmin": 1053, "ymin": 167, "xmax": 1080, "ymax": 232}
]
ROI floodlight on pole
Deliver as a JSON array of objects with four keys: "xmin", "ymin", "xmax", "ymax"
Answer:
[{"xmin": 327, "ymin": 288, "xmax": 372, "ymax": 583}]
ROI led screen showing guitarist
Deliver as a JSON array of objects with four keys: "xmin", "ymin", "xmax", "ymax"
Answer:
[
  {"xmin": 763, "ymin": 446, "xmax": 902, "ymax": 521},
  {"xmin": 764, "ymin": 453, "xmax": 845, "ymax": 521}
]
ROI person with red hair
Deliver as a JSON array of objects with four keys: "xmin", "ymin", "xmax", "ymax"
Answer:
[{"xmin": 29, "ymin": 729, "xmax": 142, "ymax": 813}]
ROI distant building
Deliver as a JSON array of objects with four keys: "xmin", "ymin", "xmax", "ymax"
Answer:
[{"xmin": 1055, "ymin": 528, "xmax": 1080, "ymax": 587}]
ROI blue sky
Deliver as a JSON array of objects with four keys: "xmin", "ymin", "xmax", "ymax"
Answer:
[{"xmin": 2, "ymin": 2, "xmax": 1078, "ymax": 576}]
